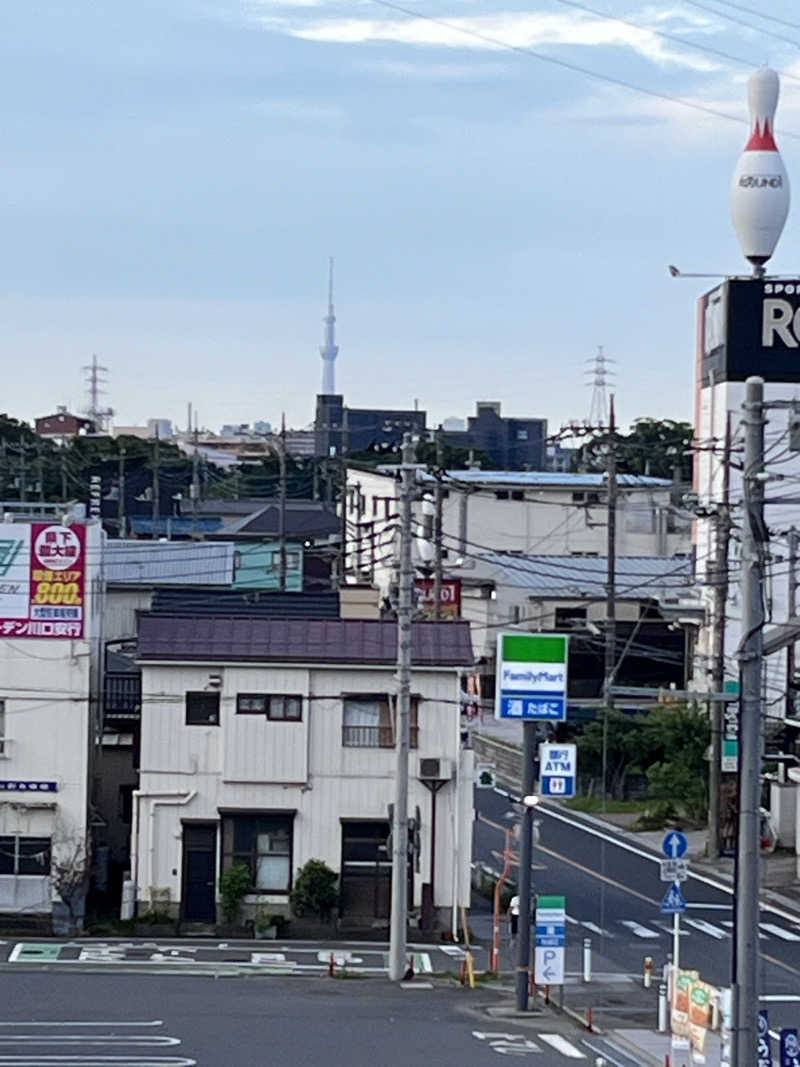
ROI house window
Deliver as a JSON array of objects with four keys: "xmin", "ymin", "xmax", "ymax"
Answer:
[
  {"xmin": 0, "ymin": 699, "xmax": 5, "ymax": 756},
  {"xmin": 517, "ymin": 429, "xmax": 529, "ymax": 441},
  {"xmin": 342, "ymin": 696, "xmax": 419, "ymax": 748},
  {"xmin": 511, "ymin": 490, "xmax": 524, "ymax": 501},
  {"xmin": 186, "ymin": 691, "xmax": 220, "ymax": 726},
  {"xmin": 236, "ymin": 694, "xmax": 302, "ymax": 721},
  {"xmin": 0, "ymin": 836, "xmax": 51, "ymax": 876},
  {"xmin": 221, "ymin": 813, "xmax": 293, "ymax": 893},
  {"xmin": 554, "ymin": 606, "xmax": 588, "ymax": 628},
  {"xmin": 495, "ymin": 490, "xmax": 509, "ymax": 500}
]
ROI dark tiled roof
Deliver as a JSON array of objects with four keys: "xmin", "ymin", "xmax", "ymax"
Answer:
[
  {"xmin": 137, "ymin": 615, "xmax": 474, "ymax": 667},
  {"xmin": 236, "ymin": 503, "xmax": 339, "ymax": 538},
  {"xmin": 150, "ymin": 589, "xmax": 340, "ymax": 618}
]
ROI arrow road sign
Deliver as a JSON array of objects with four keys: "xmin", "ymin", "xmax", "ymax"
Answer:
[
  {"xmin": 660, "ymin": 858, "xmax": 690, "ymax": 882},
  {"xmin": 660, "ymin": 882, "xmax": 688, "ymax": 915},
  {"xmin": 662, "ymin": 831, "xmax": 688, "ymax": 859},
  {"xmin": 534, "ymin": 945, "xmax": 565, "ymax": 985}
]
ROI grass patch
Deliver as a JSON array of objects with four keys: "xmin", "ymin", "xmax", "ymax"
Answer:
[{"xmin": 565, "ymin": 796, "xmax": 647, "ymax": 814}]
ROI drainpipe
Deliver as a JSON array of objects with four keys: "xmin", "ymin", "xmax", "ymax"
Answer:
[{"xmin": 129, "ymin": 790, "xmax": 196, "ymax": 916}]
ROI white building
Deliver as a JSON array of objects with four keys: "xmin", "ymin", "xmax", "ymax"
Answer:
[
  {"xmin": 0, "ymin": 518, "xmax": 102, "ymax": 929},
  {"xmin": 134, "ymin": 615, "xmax": 474, "ymax": 931},
  {"xmin": 345, "ymin": 467, "xmax": 691, "ymax": 593}
]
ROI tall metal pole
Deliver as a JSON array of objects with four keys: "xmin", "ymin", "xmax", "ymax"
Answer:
[
  {"xmin": 279, "ymin": 414, "xmax": 287, "ymax": 593},
  {"xmin": 118, "ymin": 448, "xmax": 126, "ymax": 538},
  {"xmin": 515, "ymin": 723, "xmax": 537, "ymax": 1011},
  {"xmin": 786, "ymin": 527, "xmax": 798, "ymax": 719},
  {"xmin": 433, "ymin": 425, "xmax": 444, "ymax": 620},
  {"xmin": 601, "ymin": 396, "xmax": 617, "ymax": 802},
  {"xmin": 389, "ymin": 433, "xmax": 415, "ymax": 982},
  {"xmin": 732, "ymin": 376, "xmax": 765, "ymax": 1067},
  {"xmin": 708, "ymin": 414, "xmax": 732, "ymax": 861},
  {"xmin": 152, "ymin": 430, "xmax": 160, "ymax": 534}
]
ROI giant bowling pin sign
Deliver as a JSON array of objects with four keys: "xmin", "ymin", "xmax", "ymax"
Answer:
[{"xmin": 731, "ymin": 67, "xmax": 790, "ymax": 271}]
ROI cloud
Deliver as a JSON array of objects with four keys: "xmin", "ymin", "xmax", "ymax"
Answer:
[{"xmin": 248, "ymin": 5, "xmax": 719, "ymax": 72}]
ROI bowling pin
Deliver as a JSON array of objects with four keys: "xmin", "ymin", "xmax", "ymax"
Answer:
[{"xmin": 731, "ymin": 67, "xmax": 790, "ymax": 271}]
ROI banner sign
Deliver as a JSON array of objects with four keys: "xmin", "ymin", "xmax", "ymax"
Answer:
[
  {"xmin": 781, "ymin": 1028, "xmax": 800, "ymax": 1067},
  {"xmin": 0, "ymin": 523, "xmax": 86, "ymax": 639},
  {"xmin": 414, "ymin": 578, "xmax": 461, "ymax": 619},
  {"xmin": 0, "ymin": 781, "xmax": 58, "ymax": 792},
  {"xmin": 759, "ymin": 1011, "xmax": 772, "ymax": 1067},
  {"xmin": 495, "ymin": 632, "xmax": 569, "ymax": 721}
]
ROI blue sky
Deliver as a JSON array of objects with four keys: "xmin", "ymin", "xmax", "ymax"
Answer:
[{"xmin": 2, "ymin": 0, "xmax": 800, "ymax": 434}]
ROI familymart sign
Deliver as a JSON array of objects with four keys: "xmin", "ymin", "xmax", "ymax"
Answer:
[{"xmin": 495, "ymin": 633, "xmax": 569, "ymax": 722}]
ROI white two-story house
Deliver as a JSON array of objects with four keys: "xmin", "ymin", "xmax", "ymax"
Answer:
[{"xmin": 134, "ymin": 614, "xmax": 475, "ymax": 932}]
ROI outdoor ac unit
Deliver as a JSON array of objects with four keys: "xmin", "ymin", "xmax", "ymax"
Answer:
[{"xmin": 418, "ymin": 757, "xmax": 454, "ymax": 782}]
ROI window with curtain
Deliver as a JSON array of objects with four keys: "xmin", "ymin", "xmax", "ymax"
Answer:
[
  {"xmin": 341, "ymin": 696, "xmax": 418, "ymax": 748},
  {"xmin": 0, "ymin": 836, "xmax": 51, "ymax": 875},
  {"xmin": 221, "ymin": 814, "xmax": 293, "ymax": 893}
]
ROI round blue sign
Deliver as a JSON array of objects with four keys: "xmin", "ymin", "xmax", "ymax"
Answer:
[{"xmin": 662, "ymin": 831, "xmax": 688, "ymax": 859}]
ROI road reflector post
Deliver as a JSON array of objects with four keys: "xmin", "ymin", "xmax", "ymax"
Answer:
[
  {"xmin": 583, "ymin": 937, "xmax": 592, "ymax": 983},
  {"xmin": 658, "ymin": 983, "xmax": 668, "ymax": 1032},
  {"xmin": 644, "ymin": 955, "xmax": 653, "ymax": 989},
  {"xmin": 545, "ymin": 984, "xmax": 551, "ymax": 1005},
  {"xmin": 329, "ymin": 952, "xmax": 335, "ymax": 977},
  {"xmin": 586, "ymin": 1007, "xmax": 594, "ymax": 1033}
]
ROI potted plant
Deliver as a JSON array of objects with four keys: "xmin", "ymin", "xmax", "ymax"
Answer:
[
  {"xmin": 217, "ymin": 863, "xmax": 253, "ymax": 935},
  {"xmin": 289, "ymin": 859, "xmax": 338, "ymax": 936},
  {"xmin": 134, "ymin": 909, "xmax": 177, "ymax": 937}
]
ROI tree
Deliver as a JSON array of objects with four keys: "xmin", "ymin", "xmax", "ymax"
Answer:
[
  {"xmin": 579, "ymin": 418, "xmax": 693, "ymax": 481},
  {"xmin": 290, "ymin": 859, "xmax": 338, "ymax": 920},
  {"xmin": 50, "ymin": 830, "xmax": 89, "ymax": 935},
  {"xmin": 642, "ymin": 704, "xmax": 710, "ymax": 822}
]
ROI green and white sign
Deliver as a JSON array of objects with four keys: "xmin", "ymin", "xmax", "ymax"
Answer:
[{"xmin": 495, "ymin": 632, "xmax": 569, "ymax": 721}]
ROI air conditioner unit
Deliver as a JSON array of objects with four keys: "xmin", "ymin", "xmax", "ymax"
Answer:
[{"xmin": 418, "ymin": 757, "xmax": 454, "ymax": 782}]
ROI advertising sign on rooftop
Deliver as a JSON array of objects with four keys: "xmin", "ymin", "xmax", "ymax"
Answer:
[{"xmin": 0, "ymin": 523, "xmax": 87, "ymax": 639}]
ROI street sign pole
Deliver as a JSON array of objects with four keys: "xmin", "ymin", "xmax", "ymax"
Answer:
[{"xmin": 515, "ymin": 721, "xmax": 536, "ymax": 1012}]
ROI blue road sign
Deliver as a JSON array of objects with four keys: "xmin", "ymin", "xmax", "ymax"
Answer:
[
  {"xmin": 660, "ymin": 882, "xmax": 687, "ymax": 914},
  {"xmin": 662, "ymin": 831, "xmax": 688, "ymax": 859},
  {"xmin": 781, "ymin": 1028, "xmax": 800, "ymax": 1067},
  {"xmin": 758, "ymin": 1011, "xmax": 772, "ymax": 1067}
]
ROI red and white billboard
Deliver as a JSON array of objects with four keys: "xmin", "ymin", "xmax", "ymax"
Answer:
[
  {"xmin": 414, "ymin": 578, "xmax": 461, "ymax": 619},
  {"xmin": 0, "ymin": 523, "xmax": 87, "ymax": 638}
]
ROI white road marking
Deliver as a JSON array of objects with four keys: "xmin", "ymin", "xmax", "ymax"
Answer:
[
  {"xmin": 0, "ymin": 1024, "xmax": 164, "ymax": 1029},
  {"xmin": 565, "ymin": 915, "xmax": 579, "ymax": 926},
  {"xmin": 0, "ymin": 1038, "xmax": 179, "ymax": 1046},
  {"xmin": 78, "ymin": 948, "xmax": 126, "ymax": 962},
  {"xmin": 686, "ymin": 903, "xmax": 730, "ymax": 910},
  {"xmin": 0, "ymin": 1059, "xmax": 196, "ymax": 1065},
  {"xmin": 439, "ymin": 946, "xmax": 467, "ymax": 958},
  {"xmin": 581, "ymin": 922, "xmax": 613, "ymax": 938},
  {"xmin": 619, "ymin": 921, "xmax": 659, "ymax": 939},
  {"xmin": 721, "ymin": 922, "xmax": 765, "ymax": 939},
  {"xmin": 653, "ymin": 922, "xmax": 688, "ymax": 937},
  {"xmin": 538, "ymin": 1033, "xmax": 586, "ymax": 1057},
  {"xmin": 400, "ymin": 981, "xmax": 433, "ymax": 989},
  {"xmin": 684, "ymin": 919, "xmax": 727, "ymax": 940},
  {"xmin": 760, "ymin": 923, "xmax": 800, "ymax": 941},
  {"xmin": 761, "ymin": 995, "xmax": 800, "ymax": 1002}
]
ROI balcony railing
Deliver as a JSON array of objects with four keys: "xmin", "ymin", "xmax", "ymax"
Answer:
[
  {"xmin": 342, "ymin": 724, "xmax": 418, "ymax": 749},
  {"xmin": 104, "ymin": 673, "xmax": 142, "ymax": 720}
]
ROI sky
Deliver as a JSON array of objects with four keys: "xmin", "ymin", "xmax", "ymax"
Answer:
[{"xmin": 3, "ymin": 0, "xmax": 800, "ymax": 436}]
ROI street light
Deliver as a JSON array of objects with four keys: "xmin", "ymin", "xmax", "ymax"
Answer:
[{"xmin": 522, "ymin": 795, "xmax": 540, "ymax": 808}]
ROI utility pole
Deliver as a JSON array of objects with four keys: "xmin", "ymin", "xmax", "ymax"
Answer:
[
  {"xmin": 60, "ymin": 451, "xmax": 68, "ymax": 502},
  {"xmin": 35, "ymin": 442, "xmax": 44, "ymax": 502},
  {"xmin": 152, "ymin": 430, "xmax": 160, "ymax": 535},
  {"xmin": 708, "ymin": 414, "xmax": 732, "ymax": 861},
  {"xmin": 433, "ymin": 425, "xmax": 444, "ymax": 620},
  {"xmin": 191, "ymin": 429, "xmax": 199, "ymax": 535},
  {"xmin": 279, "ymin": 414, "xmax": 287, "ymax": 593},
  {"xmin": 338, "ymin": 408, "xmax": 349, "ymax": 588},
  {"xmin": 118, "ymin": 448, "xmax": 127, "ymax": 538},
  {"xmin": 786, "ymin": 527, "xmax": 798, "ymax": 721},
  {"xmin": 389, "ymin": 433, "xmax": 415, "ymax": 982},
  {"xmin": 601, "ymin": 396, "xmax": 617, "ymax": 803},
  {"xmin": 515, "ymin": 726, "xmax": 537, "ymax": 1011},
  {"xmin": 18, "ymin": 435, "xmax": 27, "ymax": 503},
  {"xmin": 732, "ymin": 376, "xmax": 765, "ymax": 1067}
]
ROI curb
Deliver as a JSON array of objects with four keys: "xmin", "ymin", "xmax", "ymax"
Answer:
[{"xmin": 607, "ymin": 1029, "xmax": 665, "ymax": 1067}]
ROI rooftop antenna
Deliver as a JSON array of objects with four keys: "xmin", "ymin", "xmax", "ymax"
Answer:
[
  {"xmin": 585, "ymin": 345, "xmax": 615, "ymax": 428},
  {"xmin": 320, "ymin": 257, "xmax": 339, "ymax": 395}
]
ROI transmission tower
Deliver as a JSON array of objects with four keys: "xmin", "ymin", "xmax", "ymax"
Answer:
[
  {"xmin": 83, "ymin": 354, "xmax": 114, "ymax": 432},
  {"xmin": 585, "ymin": 345, "xmax": 615, "ymax": 428}
]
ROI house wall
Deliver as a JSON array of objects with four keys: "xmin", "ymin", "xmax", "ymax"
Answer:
[
  {"xmin": 135, "ymin": 661, "xmax": 473, "ymax": 922},
  {"xmin": 0, "ymin": 522, "xmax": 102, "ymax": 918}
]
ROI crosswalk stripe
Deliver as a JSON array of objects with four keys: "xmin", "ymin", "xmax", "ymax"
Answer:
[
  {"xmin": 759, "ymin": 923, "xmax": 800, "ymax": 942},
  {"xmin": 620, "ymin": 921, "xmax": 659, "ymax": 939},
  {"xmin": 654, "ymin": 921, "xmax": 689, "ymax": 937},
  {"xmin": 684, "ymin": 919, "xmax": 727, "ymax": 940},
  {"xmin": 565, "ymin": 914, "xmax": 580, "ymax": 926},
  {"xmin": 581, "ymin": 922, "xmax": 613, "ymax": 937},
  {"xmin": 538, "ymin": 1033, "xmax": 586, "ymax": 1058},
  {"xmin": 721, "ymin": 922, "xmax": 765, "ymax": 939}
]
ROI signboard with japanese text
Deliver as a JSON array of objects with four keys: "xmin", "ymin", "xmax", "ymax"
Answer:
[
  {"xmin": 495, "ymin": 632, "xmax": 569, "ymax": 721},
  {"xmin": 414, "ymin": 578, "xmax": 461, "ymax": 619},
  {"xmin": 0, "ymin": 523, "xmax": 86, "ymax": 639}
]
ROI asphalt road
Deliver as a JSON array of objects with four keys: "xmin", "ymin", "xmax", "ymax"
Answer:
[
  {"xmin": 473, "ymin": 787, "xmax": 800, "ymax": 1036},
  {"xmin": 0, "ymin": 972, "xmax": 621, "ymax": 1065}
]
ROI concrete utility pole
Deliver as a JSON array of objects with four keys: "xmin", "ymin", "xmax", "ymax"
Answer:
[
  {"xmin": 601, "ymin": 396, "xmax": 617, "ymax": 804},
  {"xmin": 433, "ymin": 426, "xmax": 444, "ymax": 620},
  {"xmin": 732, "ymin": 376, "xmax": 765, "ymax": 1067},
  {"xmin": 152, "ymin": 430, "xmax": 160, "ymax": 533},
  {"xmin": 18, "ymin": 435, "xmax": 27, "ymax": 503},
  {"xmin": 708, "ymin": 414, "xmax": 732, "ymax": 861},
  {"xmin": 389, "ymin": 433, "xmax": 415, "ymax": 982},
  {"xmin": 279, "ymin": 414, "xmax": 288, "ymax": 593},
  {"xmin": 118, "ymin": 448, "xmax": 127, "ymax": 538},
  {"xmin": 191, "ymin": 427, "xmax": 200, "ymax": 533},
  {"xmin": 787, "ymin": 527, "xmax": 798, "ymax": 720},
  {"xmin": 515, "ymin": 725, "xmax": 537, "ymax": 1011}
]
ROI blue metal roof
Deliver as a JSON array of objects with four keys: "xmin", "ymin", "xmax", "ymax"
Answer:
[
  {"xmin": 471, "ymin": 553, "xmax": 692, "ymax": 598},
  {"xmin": 432, "ymin": 471, "xmax": 672, "ymax": 488}
]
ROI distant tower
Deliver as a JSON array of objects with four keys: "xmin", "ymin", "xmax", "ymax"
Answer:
[
  {"xmin": 320, "ymin": 257, "xmax": 339, "ymax": 395},
  {"xmin": 83, "ymin": 354, "xmax": 114, "ymax": 432},
  {"xmin": 586, "ymin": 345, "xmax": 615, "ymax": 427}
]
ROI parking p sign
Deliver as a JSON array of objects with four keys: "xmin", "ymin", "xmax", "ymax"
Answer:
[{"xmin": 539, "ymin": 743, "xmax": 577, "ymax": 798}]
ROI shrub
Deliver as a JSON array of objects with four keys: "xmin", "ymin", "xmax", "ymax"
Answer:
[
  {"xmin": 219, "ymin": 864, "xmax": 253, "ymax": 923},
  {"xmin": 290, "ymin": 859, "xmax": 338, "ymax": 919}
]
